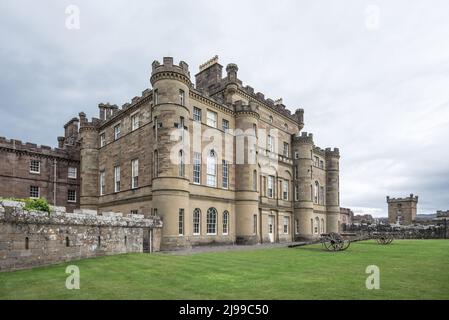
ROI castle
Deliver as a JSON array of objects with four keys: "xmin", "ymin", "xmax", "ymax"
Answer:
[{"xmin": 0, "ymin": 56, "xmax": 341, "ymax": 250}]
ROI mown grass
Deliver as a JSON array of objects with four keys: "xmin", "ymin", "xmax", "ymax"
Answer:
[{"xmin": 0, "ymin": 240, "xmax": 448, "ymax": 300}]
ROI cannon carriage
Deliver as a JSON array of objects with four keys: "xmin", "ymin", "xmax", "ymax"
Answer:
[{"xmin": 319, "ymin": 231, "xmax": 394, "ymax": 251}]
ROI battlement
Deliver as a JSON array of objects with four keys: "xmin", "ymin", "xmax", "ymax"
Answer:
[
  {"xmin": 325, "ymin": 147, "xmax": 340, "ymax": 157},
  {"xmin": 199, "ymin": 55, "xmax": 219, "ymax": 72},
  {"xmin": 0, "ymin": 136, "xmax": 75, "ymax": 158},
  {"xmin": 386, "ymin": 194, "xmax": 419, "ymax": 203},
  {"xmin": 293, "ymin": 131, "xmax": 314, "ymax": 144},
  {"xmin": 151, "ymin": 57, "xmax": 191, "ymax": 86},
  {"xmin": 313, "ymin": 146, "xmax": 326, "ymax": 157}
]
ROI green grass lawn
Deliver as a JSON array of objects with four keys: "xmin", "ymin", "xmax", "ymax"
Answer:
[{"xmin": 0, "ymin": 240, "xmax": 448, "ymax": 300}]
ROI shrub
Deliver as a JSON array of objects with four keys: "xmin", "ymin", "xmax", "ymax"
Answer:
[{"xmin": 24, "ymin": 198, "xmax": 50, "ymax": 213}]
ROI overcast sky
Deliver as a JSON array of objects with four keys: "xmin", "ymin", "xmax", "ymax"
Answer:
[{"xmin": 1, "ymin": 0, "xmax": 448, "ymax": 217}]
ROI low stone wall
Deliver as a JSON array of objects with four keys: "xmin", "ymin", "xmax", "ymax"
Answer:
[{"xmin": 0, "ymin": 201, "xmax": 162, "ymax": 272}]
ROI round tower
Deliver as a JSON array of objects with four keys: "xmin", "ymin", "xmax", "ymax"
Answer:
[
  {"xmin": 78, "ymin": 112, "xmax": 99, "ymax": 209},
  {"xmin": 292, "ymin": 132, "xmax": 314, "ymax": 240},
  {"xmin": 150, "ymin": 57, "xmax": 191, "ymax": 249},
  {"xmin": 325, "ymin": 148, "xmax": 340, "ymax": 233},
  {"xmin": 234, "ymin": 100, "xmax": 260, "ymax": 244}
]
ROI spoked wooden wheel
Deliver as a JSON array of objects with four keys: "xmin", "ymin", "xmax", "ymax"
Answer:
[
  {"xmin": 321, "ymin": 232, "xmax": 351, "ymax": 251},
  {"xmin": 375, "ymin": 233, "xmax": 394, "ymax": 245}
]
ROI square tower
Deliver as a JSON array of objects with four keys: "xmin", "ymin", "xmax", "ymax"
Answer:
[{"xmin": 387, "ymin": 194, "xmax": 418, "ymax": 225}]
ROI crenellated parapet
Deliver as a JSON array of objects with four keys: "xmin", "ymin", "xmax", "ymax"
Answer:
[
  {"xmin": 150, "ymin": 57, "xmax": 191, "ymax": 87},
  {"xmin": 293, "ymin": 131, "xmax": 314, "ymax": 145},
  {"xmin": 0, "ymin": 136, "xmax": 77, "ymax": 160},
  {"xmin": 234, "ymin": 100, "xmax": 260, "ymax": 119},
  {"xmin": 325, "ymin": 147, "xmax": 340, "ymax": 158},
  {"xmin": 387, "ymin": 194, "xmax": 418, "ymax": 203}
]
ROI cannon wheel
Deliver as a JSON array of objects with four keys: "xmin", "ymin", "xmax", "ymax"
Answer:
[
  {"xmin": 321, "ymin": 232, "xmax": 351, "ymax": 251},
  {"xmin": 375, "ymin": 233, "xmax": 394, "ymax": 245}
]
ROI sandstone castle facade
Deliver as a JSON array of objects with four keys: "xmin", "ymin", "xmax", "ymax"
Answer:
[{"xmin": 0, "ymin": 56, "xmax": 341, "ymax": 250}]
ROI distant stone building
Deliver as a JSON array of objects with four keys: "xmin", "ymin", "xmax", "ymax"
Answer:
[
  {"xmin": 339, "ymin": 207, "xmax": 353, "ymax": 231},
  {"xmin": 0, "ymin": 56, "xmax": 342, "ymax": 249},
  {"xmin": 352, "ymin": 214, "xmax": 374, "ymax": 226},
  {"xmin": 387, "ymin": 194, "xmax": 418, "ymax": 225},
  {"xmin": 436, "ymin": 210, "xmax": 449, "ymax": 220}
]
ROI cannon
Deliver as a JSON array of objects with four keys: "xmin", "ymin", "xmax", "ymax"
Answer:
[
  {"xmin": 320, "ymin": 232, "xmax": 351, "ymax": 251},
  {"xmin": 373, "ymin": 232, "xmax": 394, "ymax": 245}
]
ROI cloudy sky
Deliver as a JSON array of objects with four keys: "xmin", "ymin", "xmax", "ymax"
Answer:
[{"xmin": 1, "ymin": 0, "xmax": 448, "ymax": 216}]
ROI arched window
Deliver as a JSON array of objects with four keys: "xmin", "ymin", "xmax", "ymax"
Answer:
[
  {"xmin": 193, "ymin": 208, "xmax": 201, "ymax": 235},
  {"xmin": 179, "ymin": 150, "xmax": 185, "ymax": 177},
  {"xmin": 314, "ymin": 217, "xmax": 320, "ymax": 234},
  {"xmin": 25, "ymin": 237, "xmax": 29, "ymax": 250},
  {"xmin": 320, "ymin": 219, "xmax": 325, "ymax": 233},
  {"xmin": 153, "ymin": 150, "xmax": 158, "ymax": 178},
  {"xmin": 206, "ymin": 150, "xmax": 216, "ymax": 187},
  {"xmin": 253, "ymin": 170, "xmax": 257, "ymax": 191},
  {"xmin": 223, "ymin": 211, "xmax": 229, "ymax": 235},
  {"xmin": 66, "ymin": 237, "xmax": 70, "ymax": 247},
  {"xmin": 207, "ymin": 207, "xmax": 217, "ymax": 235},
  {"xmin": 314, "ymin": 181, "xmax": 319, "ymax": 203}
]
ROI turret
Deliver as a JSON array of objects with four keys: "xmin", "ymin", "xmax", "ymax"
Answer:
[
  {"xmin": 78, "ymin": 112, "xmax": 99, "ymax": 209},
  {"xmin": 150, "ymin": 57, "xmax": 191, "ymax": 249},
  {"xmin": 325, "ymin": 147, "xmax": 340, "ymax": 232},
  {"xmin": 292, "ymin": 132, "xmax": 314, "ymax": 239},
  {"xmin": 234, "ymin": 100, "xmax": 260, "ymax": 244}
]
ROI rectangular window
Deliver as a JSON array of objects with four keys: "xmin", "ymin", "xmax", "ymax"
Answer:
[
  {"xmin": 268, "ymin": 176, "xmax": 274, "ymax": 198},
  {"xmin": 206, "ymin": 110, "xmax": 217, "ymax": 128},
  {"xmin": 222, "ymin": 160, "xmax": 228, "ymax": 189},
  {"xmin": 153, "ymin": 150, "xmax": 158, "ymax": 178},
  {"xmin": 131, "ymin": 114, "xmax": 140, "ymax": 131},
  {"xmin": 100, "ymin": 132, "xmax": 106, "ymax": 147},
  {"xmin": 253, "ymin": 123, "xmax": 257, "ymax": 137},
  {"xmin": 222, "ymin": 119, "xmax": 229, "ymax": 131},
  {"xmin": 206, "ymin": 153, "xmax": 216, "ymax": 187},
  {"xmin": 29, "ymin": 186, "xmax": 39, "ymax": 198},
  {"xmin": 193, "ymin": 107, "xmax": 202, "ymax": 122},
  {"xmin": 253, "ymin": 214, "xmax": 257, "ymax": 234},
  {"xmin": 114, "ymin": 124, "xmax": 121, "ymax": 140},
  {"xmin": 294, "ymin": 166, "xmax": 298, "ymax": 179},
  {"xmin": 267, "ymin": 135, "xmax": 274, "ymax": 152},
  {"xmin": 68, "ymin": 190, "xmax": 76, "ymax": 202},
  {"xmin": 284, "ymin": 216, "xmax": 289, "ymax": 234},
  {"xmin": 314, "ymin": 156, "xmax": 319, "ymax": 166},
  {"xmin": 320, "ymin": 160, "xmax": 324, "ymax": 169},
  {"xmin": 283, "ymin": 142, "xmax": 289, "ymax": 157},
  {"xmin": 153, "ymin": 208, "xmax": 158, "ymax": 216},
  {"xmin": 295, "ymin": 219, "xmax": 299, "ymax": 234},
  {"xmin": 100, "ymin": 171, "xmax": 105, "ymax": 195},
  {"xmin": 193, "ymin": 152, "xmax": 201, "ymax": 184},
  {"xmin": 283, "ymin": 180, "xmax": 289, "ymax": 200},
  {"xmin": 30, "ymin": 160, "xmax": 40, "ymax": 174},
  {"xmin": 68, "ymin": 167, "xmax": 77, "ymax": 179},
  {"xmin": 295, "ymin": 185, "xmax": 299, "ymax": 201},
  {"xmin": 179, "ymin": 89, "xmax": 185, "ymax": 106},
  {"xmin": 131, "ymin": 159, "xmax": 139, "ymax": 189},
  {"xmin": 178, "ymin": 209, "xmax": 184, "ymax": 236},
  {"xmin": 130, "ymin": 210, "xmax": 138, "ymax": 215},
  {"xmin": 114, "ymin": 166, "xmax": 121, "ymax": 192},
  {"xmin": 294, "ymin": 151, "xmax": 299, "ymax": 159}
]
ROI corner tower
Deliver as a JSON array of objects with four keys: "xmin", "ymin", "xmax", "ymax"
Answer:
[
  {"xmin": 292, "ymin": 132, "xmax": 314, "ymax": 239},
  {"xmin": 150, "ymin": 57, "xmax": 191, "ymax": 249},
  {"xmin": 325, "ymin": 148, "xmax": 340, "ymax": 232}
]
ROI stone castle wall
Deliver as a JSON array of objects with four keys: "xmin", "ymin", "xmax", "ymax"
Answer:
[{"xmin": 0, "ymin": 200, "xmax": 162, "ymax": 272}]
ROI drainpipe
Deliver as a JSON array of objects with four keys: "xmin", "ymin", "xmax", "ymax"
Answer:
[{"xmin": 53, "ymin": 159, "xmax": 57, "ymax": 206}]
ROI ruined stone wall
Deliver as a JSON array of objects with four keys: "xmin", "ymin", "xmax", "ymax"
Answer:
[{"xmin": 0, "ymin": 201, "xmax": 162, "ymax": 272}]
